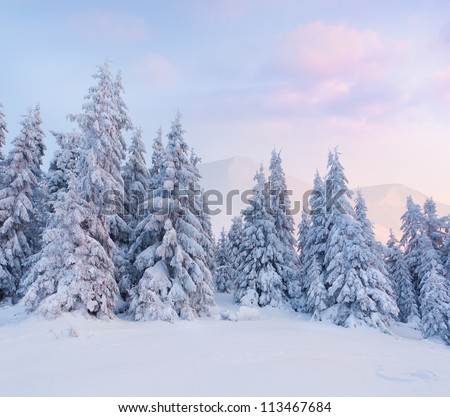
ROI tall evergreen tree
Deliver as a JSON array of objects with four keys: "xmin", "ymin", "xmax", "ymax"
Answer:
[
  {"xmin": 298, "ymin": 171, "xmax": 328, "ymax": 313},
  {"xmin": 29, "ymin": 104, "xmax": 46, "ymax": 179},
  {"xmin": 423, "ymin": 198, "xmax": 447, "ymax": 259},
  {"xmin": 355, "ymin": 189, "xmax": 375, "ymax": 244},
  {"xmin": 46, "ymin": 131, "xmax": 82, "ymax": 200},
  {"xmin": 69, "ymin": 60, "xmax": 132, "ymax": 241},
  {"xmin": 24, "ymin": 180, "xmax": 118, "ymax": 318},
  {"xmin": 0, "ymin": 111, "xmax": 38, "ymax": 301},
  {"xmin": 234, "ymin": 167, "xmax": 285, "ymax": 308},
  {"xmin": 385, "ymin": 230, "xmax": 419, "ymax": 324},
  {"xmin": 119, "ymin": 127, "xmax": 151, "ymax": 297},
  {"xmin": 400, "ymin": 196, "xmax": 424, "ymax": 290},
  {"xmin": 122, "ymin": 127, "xmax": 150, "ymax": 226},
  {"xmin": 149, "ymin": 127, "xmax": 165, "ymax": 190},
  {"xmin": 324, "ymin": 212, "xmax": 398, "ymax": 332},
  {"xmin": 69, "ymin": 61, "xmax": 133, "ymax": 302},
  {"xmin": 416, "ymin": 232, "xmax": 450, "ymax": 344},
  {"xmin": 268, "ymin": 149, "xmax": 299, "ymax": 308},
  {"xmin": 26, "ymin": 61, "xmax": 132, "ymax": 317},
  {"xmin": 190, "ymin": 148, "xmax": 216, "ymax": 275},
  {"xmin": 25, "ymin": 104, "xmax": 47, "ymax": 262},
  {"xmin": 324, "ymin": 150, "xmax": 398, "ymax": 332},
  {"xmin": 226, "ymin": 216, "xmax": 243, "ymax": 291},
  {"xmin": 129, "ymin": 112, "xmax": 214, "ymax": 321},
  {"xmin": 214, "ymin": 229, "xmax": 233, "ymax": 293},
  {"xmin": 305, "ymin": 255, "xmax": 327, "ymax": 319}
]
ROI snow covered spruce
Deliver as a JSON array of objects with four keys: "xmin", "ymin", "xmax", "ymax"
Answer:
[{"xmin": 0, "ymin": 62, "xmax": 449, "ymax": 346}]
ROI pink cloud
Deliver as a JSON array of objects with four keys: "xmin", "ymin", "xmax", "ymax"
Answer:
[
  {"xmin": 275, "ymin": 21, "xmax": 386, "ymax": 81},
  {"xmin": 71, "ymin": 10, "xmax": 149, "ymax": 42},
  {"xmin": 269, "ymin": 80, "xmax": 351, "ymax": 109}
]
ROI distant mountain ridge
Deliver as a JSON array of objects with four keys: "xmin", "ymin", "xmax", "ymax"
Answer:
[{"xmin": 198, "ymin": 156, "xmax": 450, "ymax": 243}]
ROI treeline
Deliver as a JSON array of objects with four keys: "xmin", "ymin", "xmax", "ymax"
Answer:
[
  {"xmin": 216, "ymin": 150, "xmax": 450, "ymax": 343},
  {"xmin": 0, "ymin": 61, "xmax": 449, "ymax": 345}
]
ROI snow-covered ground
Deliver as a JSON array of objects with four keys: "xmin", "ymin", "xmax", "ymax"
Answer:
[{"xmin": 1, "ymin": 293, "xmax": 449, "ymax": 397}]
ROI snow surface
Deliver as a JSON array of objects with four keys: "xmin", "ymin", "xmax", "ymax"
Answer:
[{"xmin": 1, "ymin": 294, "xmax": 450, "ymax": 396}]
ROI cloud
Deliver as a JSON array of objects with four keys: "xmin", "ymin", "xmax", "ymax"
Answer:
[
  {"xmin": 274, "ymin": 21, "xmax": 386, "ymax": 81},
  {"xmin": 70, "ymin": 10, "xmax": 149, "ymax": 42}
]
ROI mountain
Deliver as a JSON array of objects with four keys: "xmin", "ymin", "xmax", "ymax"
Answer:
[
  {"xmin": 358, "ymin": 184, "xmax": 450, "ymax": 243},
  {"xmin": 199, "ymin": 156, "xmax": 450, "ymax": 243}
]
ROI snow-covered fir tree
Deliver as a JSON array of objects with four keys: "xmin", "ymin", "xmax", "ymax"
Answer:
[
  {"xmin": 129, "ymin": 112, "xmax": 214, "ymax": 321},
  {"xmin": 149, "ymin": 127, "xmax": 165, "ymax": 190},
  {"xmin": 0, "ymin": 111, "xmax": 38, "ymax": 301},
  {"xmin": 190, "ymin": 148, "xmax": 216, "ymax": 275},
  {"xmin": 119, "ymin": 127, "xmax": 151, "ymax": 297},
  {"xmin": 423, "ymin": 198, "xmax": 447, "ymax": 259},
  {"xmin": 0, "ymin": 103, "xmax": 7, "ymax": 162},
  {"xmin": 324, "ymin": 213, "xmax": 399, "ymax": 332},
  {"xmin": 69, "ymin": 61, "xmax": 133, "ymax": 299},
  {"xmin": 305, "ymin": 255, "xmax": 327, "ymax": 320},
  {"xmin": 234, "ymin": 166, "xmax": 286, "ymax": 308},
  {"xmin": 69, "ymin": 60, "xmax": 132, "ymax": 242},
  {"xmin": 29, "ymin": 104, "xmax": 46, "ymax": 179},
  {"xmin": 323, "ymin": 150, "xmax": 398, "ymax": 332},
  {"xmin": 355, "ymin": 189, "xmax": 375, "ymax": 245},
  {"xmin": 46, "ymin": 131, "xmax": 82, "ymax": 200},
  {"xmin": 298, "ymin": 171, "xmax": 328, "ymax": 313},
  {"xmin": 24, "ymin": 180, "xmax": 118, "ymax": 319},
  {"xmin": 268, "ymin": 149, "xmax": 300, "ymax": 308},
  {"xmin": 214, "ymin": 229, "xmax": 233, "ymax": 293},
  {"xmin": 122, "ymin": 127, "xmax": 150, "ymax": 226},
  {"xmin": 25, "ymin": 104, "xmax": 47, "ymax": 262},
  {"xmin": 385, "ymin": 230, "xmax": 419, "ymax": 324},
  {"xmin": 226, "ymin": 215, "xmax": 243, "ymax": 291},
  {"xmin": 400, "ymin": 196, "xmax": 424, "ymax": 290},
  {"xmin": 415, "ymin": 232, "xmax": 450, "ymax": 344}
]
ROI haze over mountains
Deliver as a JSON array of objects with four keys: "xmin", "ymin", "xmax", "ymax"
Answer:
[{"xmin": 199, "ymin": 156, "xmax": 450, "ymax": 243}]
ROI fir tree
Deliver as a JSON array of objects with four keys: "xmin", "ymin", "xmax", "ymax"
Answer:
[
  {"xmin": 296, "ymin": 210, "xmax": 312, "ymax": 310},
  {"xmin": 25, "ymin": 104, "xmax": 47, "ymax": 262},
  {"xmin": 69, "ymin": 60, "xmax": 132, "ymax": 241},
  {"xmin": 400, "ymin": 196, "xmax": 424, "ymax": 290},
  {"xmin": 47, "ymin": 131, "xmax": 82, "ymax": 200},
  {"xmin": 69, "ymin": 61, "xmax": 133, "ymax": 301},
  {"xmin": 423, "ymin": 198, "xmax": 447, "ymax": 259},
  {"xmin": 416, "ymin": 233, "xmax": 450, "ymax": 344},
  {"xmin": 119, "ymin": 127, "xmax": 151, "ymax": 297},
  {"xmin": 305, "ymin": 255, "xmax": 327, "ymax": 320},
  {"xmin": 386, "ymin": 230, "xmax": 419, "ymax": 324},
  {"xmin": 24, "ymin": 180, "xmax": 118, "ymax": 318},
  {"xmin": 214, "ymin": 229, "xmax": 233, "ymax": 293},
  {"xmin": 190, "ymin": 148, "xmax": 216, "ymax": 275},
  {"xmin": 226, "ymin": 216, "xmax": 243, "ymax": 290},
  {"xmin": 122, "ymin": 127, "xmax": 150, "ymax": 226},
  {"xmin": 0, "ymin": 111, "xmax": 38, "ymax": 300},
  {"xmin": 324, "ymin": 150, "xmax": 398, "ymax": 332},
  {"xmin": 234, "ymin": 166, "xmax": 285, "ymax": 308},
  {"xmin": 149, "ymin": 127, "xmax": 165, "ymax": 190},
  {"xmin": 298, "ymin": 171, "xmax": 328, "ymax": 313},
  {"xmin": 355, "ymin": 189, "xmax": 375, "ymax": 244},
  {"xmin": 324, "ymin": 213, "xmax": 398, "ymax": 332},
  {"xmin": 129, "ymin": 112, "xmax": 214, "ymax": 321},
  {"xmin": 268, "ymin": 149, "xmax": 299, "ymax": 308}
]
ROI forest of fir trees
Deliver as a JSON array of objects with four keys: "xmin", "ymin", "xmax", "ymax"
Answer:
[{"xmin": 0, "ymin": 61, "xmax": 450, "ymax": 345}]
